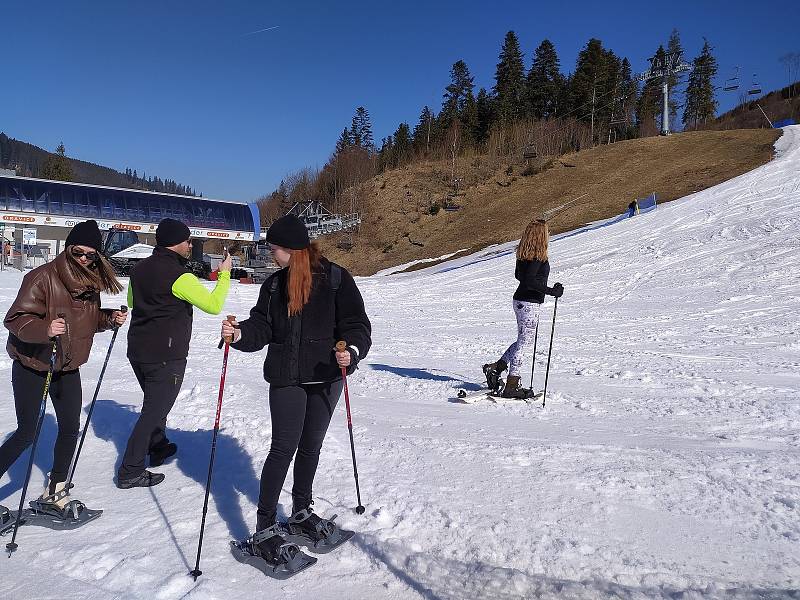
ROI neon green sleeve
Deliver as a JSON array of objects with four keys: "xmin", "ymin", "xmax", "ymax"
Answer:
[
  {"xmin": 171, "ymin": 271, "xmax": 231, "ymax": 315},
  {"xmin": 127, "ymin": 285, "xmax": 133, "ymax": 309}
]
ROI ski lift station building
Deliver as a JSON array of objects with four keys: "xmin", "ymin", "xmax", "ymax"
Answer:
[{"xmin": 0, "ymin": 173, "xmax": 261, "ymax": 258}]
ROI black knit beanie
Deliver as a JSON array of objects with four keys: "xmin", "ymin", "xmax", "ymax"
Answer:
[
  {"xmin": 266, "ymin": 215, "xmax": 310, "ymax": 250},
  {"xmin": 156, "ymin": 218, "xmax": 191, "ymax": 247},
  {"xmin": 65, "ymin": 220, "xmax": 103, "ymax": 251}
]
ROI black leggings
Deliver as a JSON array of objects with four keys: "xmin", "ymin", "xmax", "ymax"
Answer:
[
  {"xmin": 0, "ymin": 361, "xmax": 82, "ymax": 485},
  {"xmin": 257, "ymin": 380, "xmax": 343, "ymax": 528}
]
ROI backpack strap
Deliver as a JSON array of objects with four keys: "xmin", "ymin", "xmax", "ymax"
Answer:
[{"xmin": 330, "ymin": 263, "xmax": 342, "ymax": 293}]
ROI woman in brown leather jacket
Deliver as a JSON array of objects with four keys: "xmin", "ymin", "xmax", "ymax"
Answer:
[{"xmin": 0, "ymin": 220, "xmax": 127, "ymax": 515}]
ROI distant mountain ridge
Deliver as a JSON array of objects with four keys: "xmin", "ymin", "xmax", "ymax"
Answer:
[{"xmin": 0, "ymin": 132, "xmax": 199, "ymax": 196}]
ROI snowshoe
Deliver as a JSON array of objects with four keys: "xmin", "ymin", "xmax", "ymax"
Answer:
[
  {"xmin": 230, "ymin": 524, "xmax": 316, "ymax": 579},
  {"xmin": 283, "ymin": 509, "xmax": 354, "ymax": 554},
  {"xmin": 25, "ymin": 497, "xmax": 103, "ymax": 530}
]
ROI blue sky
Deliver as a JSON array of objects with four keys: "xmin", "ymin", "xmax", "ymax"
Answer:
[{"xmin": 2, "ymin": 1, "xmax": 798, "ymax": 201}]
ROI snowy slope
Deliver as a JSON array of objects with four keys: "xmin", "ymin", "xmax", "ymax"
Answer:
[{"xmin": 1, "ymin": 127, "xmax": 799, "ymax": 599}]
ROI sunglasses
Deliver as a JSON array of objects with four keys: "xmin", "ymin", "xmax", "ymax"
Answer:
[{"xmin": 71, "ymin": 248, "xmax": 99, "ymax": 261}]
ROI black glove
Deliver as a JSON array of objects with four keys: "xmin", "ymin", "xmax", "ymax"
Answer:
[
  {"xmin": 346, "ymin": 347, "xmax": 360, "ymax": 375},
  {"xmin": 550, "ymin": 282, "xmax": 564, "ymax": 298}
]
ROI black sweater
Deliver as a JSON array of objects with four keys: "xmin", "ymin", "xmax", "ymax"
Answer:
[
  {"xmin": 513, "ymin": 258, "xmax": 555, "ymax": 303},
  {"xmin": 232, "ymin": 258, "xmax": 372, "ymax": 386},
  {"xmin": 127, "ymin": 247, "xmax": 193, "ymax": 363}
]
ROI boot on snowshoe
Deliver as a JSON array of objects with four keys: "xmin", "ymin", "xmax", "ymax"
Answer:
[
  {"xmin": 27, "ymin": 476, "xmax": 102, "ymax": 528},
  {"xmin": 501, "ymin": 375, "xmax": 530, "ymax": 399},
  {"xmin": 483, "ymin": 359, "xmax": 507, "ymax": 392},
  {"xmin": 230, "ymin": 523, "xmax": 316, "ymax": 579},
  {"xmin": 284, "ymin": 506, "xmax": 354, "ymax": 553},
  {"xmin": 1, "ymin": 504, "xmax": 9, "ymax": 526}
]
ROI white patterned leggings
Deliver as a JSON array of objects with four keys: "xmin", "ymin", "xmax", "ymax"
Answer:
[{"xmin": 500, "ymin": 300, "xmax": 541, "ymax": 377}]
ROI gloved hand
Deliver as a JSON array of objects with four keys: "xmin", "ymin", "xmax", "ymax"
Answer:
[{"xmin": 550, "ymin": 282, "xmax": 564, "ymax": 298}]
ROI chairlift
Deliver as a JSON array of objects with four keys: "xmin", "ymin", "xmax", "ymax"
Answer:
[
  {"xmin": 747, "ymin": 74, "xmax": 761, "ymax": 96},
  {"xmin": 723, "ymin": 67, "xmax": 739, "ymax": 92}
]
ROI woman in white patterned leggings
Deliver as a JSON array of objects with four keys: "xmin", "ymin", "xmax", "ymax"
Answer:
[{"xmin": 483, "ymin": 219, "xmax": 563, "ymax": 398}]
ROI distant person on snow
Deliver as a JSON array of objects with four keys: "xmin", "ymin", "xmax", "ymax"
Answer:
[
  {"xmin": 117, "ymin": 218, "xmax": 231, "ymax": 489},
  {"xmin": 627, "ymin": 199, "xmax": 639, "ymax": 218},
  {"xmin": 221, "ymin": 215, "xmax": 371, "ymax": 567},
  {"xmin": 0, "ymin": 220, "xmax": 127, "ymax": 517},
  {"xmin": 483, "ymin": 218, "xmax": 563, "ymax": 398}
]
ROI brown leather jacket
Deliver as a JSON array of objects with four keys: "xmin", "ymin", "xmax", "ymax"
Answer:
[{"xmin": 4, "ymin": 253, "xmax": 115, "ymax": 372}]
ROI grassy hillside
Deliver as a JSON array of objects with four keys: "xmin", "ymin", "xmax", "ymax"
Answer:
[{"xmin": 319, "ymin": 128, "xmax": 780, "ymax": 275}]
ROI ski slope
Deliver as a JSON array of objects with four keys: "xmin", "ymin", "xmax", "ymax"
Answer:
[{"xmin": 1, "ymin": 126, "xmax": 799, "ymax": 599}]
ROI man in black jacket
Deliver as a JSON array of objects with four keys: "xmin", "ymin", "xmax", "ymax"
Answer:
[{"xmin": 117, "ymin": 218, "xmax": 232, "ymax": 489}]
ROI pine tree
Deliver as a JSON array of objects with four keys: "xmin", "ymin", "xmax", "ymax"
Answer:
[
  {"xmin": 526, "ymin": 39, "xmax": 563, "ymax": 119},
  {"xmin": 493, "ymin": 31, "xmax": 526, "ymax": 123},
  {"xmin": 666, "ymin": 29, "xmax": 684, "ymax": 128},
  {"xmin": 350, "ymin": 106, "xmax": 374, "ymax": 152},
  {"xmin": 40, "ymin": 141, "xmax": 73, "ymax": 181},
  {"xmin": 637, "ymin": 45, "xmax": 666, "ymax": 136},
  {"xmin": 335, "ymin": 128, "xmax": 351, "ymax": 155},
  {"xmin": 412, "ymin": 106, "xmax": 435, "ymax": 154},
  {"xmin": 474, "ymin": 88, "xmax": 494, "ymax": 145},
  {"xmin": 392, "ymin": 123, "xmax": 413, "ymax": 167},
  {"xmin": 441, "ymin": 60, "xmax": 475, "ymax": 126},
  {"xmin": 570, "ymin": 39, "xmax": 621, "ymax": 143},
  {"xmin": 461, "ymin": 90, "xmax": 479, "ymax": 147},
  {"xmin": 683, "ymin": 39, "xmax": 718, "ymax": 129}
]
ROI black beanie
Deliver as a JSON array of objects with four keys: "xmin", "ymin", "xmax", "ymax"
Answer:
[
  {"xmin": 266, "ymin": 215, "xmax": 310, "ymax": 250},
  {"xmin": 66, "ymin": 220, "xmax": 103, "ymax": 251},
  {"xmin": 156, "ymin": 218, "xmax": 191, "ymax": 247}
]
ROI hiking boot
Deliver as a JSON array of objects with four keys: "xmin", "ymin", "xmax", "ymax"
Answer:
[
  {"xmin": 501, "ymin": 375, "xmax": 530, "ymax": 399},
  {"xmin": 116, "ymin": 470, "xmax": 165, "ymax": 489},
  {"xmin": 483, "ymin": 359, "xmax": 507, "ymax": 392},
  {"xmin": 149, "ymin": 442, "xmax": 177, "ymax": 467}
]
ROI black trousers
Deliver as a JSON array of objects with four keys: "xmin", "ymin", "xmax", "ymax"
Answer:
[
  {"xmin": 0, "ymin": 361, "xmax": 82, "ymax": 485},
  {"xmin": 118, "ymin": 359, "xmax": 186, "ymax": 480},
  {"xmin": 257, "ymin": 380, "xmax": 343, "ymax": 528}
]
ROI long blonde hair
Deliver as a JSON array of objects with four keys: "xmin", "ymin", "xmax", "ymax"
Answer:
[
  {"xmin": 65, "ymin": 246, "xmax": 124, "ymax": 294},
  {"xmin": 517, "ymin": 219, "xmax": 549, "ymax": 261},
  {"xmin": 286, "ymin": 241, "xmax": 322, "ymax": 316}
]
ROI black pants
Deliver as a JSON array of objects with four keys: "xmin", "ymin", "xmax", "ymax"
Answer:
[
  {"xmin": 0, "ymin": 361, "xmax": 82, "ymax": 485},
  {"xmin": 257, "ymin": 380, "xmax": 343, "ymax": 528},
  {"xmin": 118, "ymin": 359, "xmax": 186, "ymax": 480}
]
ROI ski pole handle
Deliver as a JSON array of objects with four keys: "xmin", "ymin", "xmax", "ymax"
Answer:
[
  {"xmin": 217, "ymin": 315, "xmax": 237, "ymax": 349},
  {"xmin": 223, "ymin": 315, "xmax": 236, "ymax": 343},
  {"xmin": 335, "ymin": 340, "xmax": 349, "ymax": 374},
  {"xmin": 113, "ymin": 305, "xmax": 128, "ymax": 330}
]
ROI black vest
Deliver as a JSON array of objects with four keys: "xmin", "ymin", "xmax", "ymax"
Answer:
[{"xmin": 127, "ymin": 246, "xmax": 193, "ymax": 363}]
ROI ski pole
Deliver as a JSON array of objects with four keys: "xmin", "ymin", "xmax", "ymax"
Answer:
[
  {"xmin": 190, "ymin": 315, "xmax": 236, "ymax": 580},
  {"xmin": 528, "ymin": 319, "xmax": 540, "ymax": 392},
  {"xmin": 336, "ymin": 341, "xmax": 365, "ymax": 515},
  {"xmin": 6, "ymin": 314, "xmax": 64, "ymax": 556},
  {"xmin": 542, "ymin": 298, "xmax": 559, "ymax": 408},
  {"xmin": 57, "ymin": 306, "xmax": 127, "ymax": 502}
]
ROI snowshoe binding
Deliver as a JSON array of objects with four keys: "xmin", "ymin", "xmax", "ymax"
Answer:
[
  {"xmin": 0, "ymin": 505, "xmax": 9, "ymax": 526},
  {"xmin": 230, "ymin": 524, "xmax": 316, "ymax": 580},
  {"xmin": 25, "ymin": 479, "xmax": 102, "ymax": 531},
  {"xmin": 284, "ymin": 508, "xmax": 354, "ymax": 554}
]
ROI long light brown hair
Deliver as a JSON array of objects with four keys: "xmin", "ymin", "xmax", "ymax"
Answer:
[
  {"xmin": 287, "ymin": 241, "xmax": 322, "ymax": 316},
  {"xmin": 517, "ymin": 219, "xmax": 549, "ymax": 261},
  {"xmin": 65, "ymin": 246, "xmax": 124, "ymax": 294}
]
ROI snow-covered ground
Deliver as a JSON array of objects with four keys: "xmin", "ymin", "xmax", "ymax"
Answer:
[{"xmin": 1, "ymin": 126, "xmax": 799, "ymax": 599}]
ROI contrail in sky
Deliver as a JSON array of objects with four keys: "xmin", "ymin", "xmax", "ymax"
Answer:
[{"xmin": 242, "ymin": 25, "xmax": 280, "ymax": 36}]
